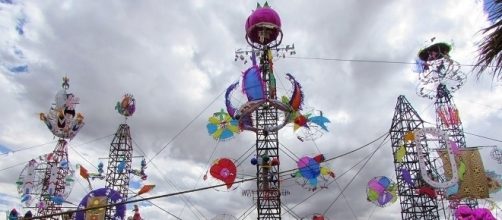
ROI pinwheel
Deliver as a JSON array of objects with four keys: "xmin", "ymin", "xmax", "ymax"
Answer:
[
  {"xmin": 206, "ymin": 109, "xmax": 240, "ymax": 141},
  {"xmin": 367, "ymin": 176, "xmax": 398, "ymax": 207}
]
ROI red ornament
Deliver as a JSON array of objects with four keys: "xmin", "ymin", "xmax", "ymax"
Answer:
[{"xmin": 209, "ymin": 158, "xmax": 237, "ymax": 189}]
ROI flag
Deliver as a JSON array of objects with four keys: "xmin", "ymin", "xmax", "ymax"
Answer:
[
  {"xmin": 79, "ymin": 165, "xmax": 89, "ymax": 180},
  {"xmin": 137, "ymin": 185, "xmax": 155, "ymax": 195}
]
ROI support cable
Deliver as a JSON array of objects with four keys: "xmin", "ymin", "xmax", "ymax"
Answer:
[
  {"xmin": 323, "ymin": 134, "xmax": 389, "ymax": 215},
  {"xmin": 28, "ymin": 132, "xmax": 390, "ymax": 219}
]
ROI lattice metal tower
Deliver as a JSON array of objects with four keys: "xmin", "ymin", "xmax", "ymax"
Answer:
[
  {"xmin": 105, "ymin": 123, "xmax": 133, "ymax": 219},
  {"xmin": 434, "ymin": 83, "xmax": 478, "ymax": 209},
  {"xmin": 390, "ymin": 95, "xmax": 442, "ymax": 220},
  {"xmin": 254, "ymin": 50, "xmax": 281, "ymax": 219},
  {"xmin": 38, "ymin": 139, "xmax": 70, "ymax": 219},
  {"xmin": 434, "ymin": 84, "xmax": 466, "ymax": 150},
  {"xmin": 242, "ymin": 3, "xmax": 286, "ymax": 219},
  {"xmin": 36, "ymin": 77, "xmax": 83, "ymax": 219}
]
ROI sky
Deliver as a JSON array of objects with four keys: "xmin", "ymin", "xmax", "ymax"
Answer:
[{"xmin": 0, "ymin": 0, "xmax": 502, "ymax": 219}]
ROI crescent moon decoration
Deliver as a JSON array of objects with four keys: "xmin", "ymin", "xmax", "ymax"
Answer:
[
  {"xmin": 74, "ymin": 188, "xmax": 126, "ymax": 220},
  {"xmin": 413, "ymin": 127, "xmax": 459, "ymax": 189}
]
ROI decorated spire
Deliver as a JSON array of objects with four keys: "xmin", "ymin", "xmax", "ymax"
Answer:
[
  {"xmin": 62, "ymin": 76, "xmax": 69, "ymax": 90},
  {"xmin": 115, "ymin": 93, "xmax": 136, "ymax": 117},
  {"xmin": 40, "ymin": 76, "xmax": 84, "ymax": 139}
]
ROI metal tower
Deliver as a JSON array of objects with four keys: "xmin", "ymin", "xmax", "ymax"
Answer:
[
  {"xmin": 255, "ymin": 50, "xmax": 281, "ymax": 219},
  {"xmin": 36, "ymin": 77, "xmax": 83, "ymax": 219},
  {"xmin": 434, "ymin": 84, "xmax": 478, "ymax": 209},
  {"xmin": 104, "ymin": 123, "xmax": 133, "ymax": 219},
  {"xmin": 390, "ymin": 95, "xmax": 441, "ymax": 220},
  {"xmin": 241, "ymin": 3, "xmax": 286, "ymax": 219},
  {"xmin": 38, "ymin": 139, "xmax": 70, "ymax": 218}
]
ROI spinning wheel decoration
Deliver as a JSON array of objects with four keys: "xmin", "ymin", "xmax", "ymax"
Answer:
[
  {"xmin": 206, "ymin": 109, "xmax": 241, "ymax": 141},
  {"xmin": 292, "ymin": 109, "xmax": 331, "ymax": 142},
  {"xmin": 16, "ymin": 156, "xmax": 75, "ymax": 207},
  {"xmin": 366, "ymin": 176, "xmax": 398, "ymax": 207},
  {"xmin": 485, "ymin": 170, "xmax": 502, "ymax": 194},
  {"xmin": 292, "ymin": 154, "xmax": 335, "ymax": 191},
  {"xmin": 490, "ymin": 147, "xmax": 502, "ymax": 164},
  {"xmin": 16, "ymin": 159, "xmax": 42, "ymax": 206},
  {"xmin": 415, "ymin": 42, "xmax": 466, "ymax": 99}
]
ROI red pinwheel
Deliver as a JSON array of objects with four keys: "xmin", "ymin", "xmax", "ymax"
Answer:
[{"xmin": 209, "ymin": 158, "xmax": 237, "ymax": 189}]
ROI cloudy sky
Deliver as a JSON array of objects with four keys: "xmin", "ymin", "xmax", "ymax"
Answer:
[{"xmin": 1, "ymin": 0, "xmax": 502, "ymax": 219}]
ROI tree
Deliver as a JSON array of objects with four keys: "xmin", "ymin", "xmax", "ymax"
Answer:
[{"xmin": 475, "ymin": 0, "xmax": 502, "ymax": 79}]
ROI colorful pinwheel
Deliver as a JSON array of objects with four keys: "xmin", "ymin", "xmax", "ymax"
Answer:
[
  {"xmin": 367, "ymin": 176, "xmax": 398, "ymax": 207},
  {"xmin": 206, "ymin": 109, "xmax": 240, "ymax": 141},
  {"xmin": 292, "ymin": 154, "xmax": 334, "ymax": 191}
]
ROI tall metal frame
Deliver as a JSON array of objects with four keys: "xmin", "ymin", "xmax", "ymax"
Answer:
[
  {"xmin": 37, "ymin": 139, "xmax": 70, "ymax": 219},
  {"xmin": 254, "ymin": 49, "xmax": 281, "ymax": 219},
  {"xmin": 36, "ymin": 77, "xmax": 82, "ymax": 219},
  {"xmin": 434, "ymin": 84, "xmax": 478, "ymax": 209},
  {"xmin": 390, "ymin": 95, "xmax": 441, "ymax": 220},
  {"xmin": 104, "ymin": 123, "xmax": 133, "ymax": 219}
]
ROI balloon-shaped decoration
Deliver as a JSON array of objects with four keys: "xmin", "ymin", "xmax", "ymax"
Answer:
[
  {"xmin": 292, "ymin": 154, "xmax": 334, "ymax": 191},
  {"xmin": 40, "ymin": 77, "xmax": 85, "ymax": 139},
  {"xmin": 115, "ymin": 93, "xmax": 136, "ymax": 117},
  {"xmin": 415, "ymin": 42, "xmax": 466, "ymax": 99},
  {"xmin": 366, "ymin": 176, "xmax": 398, "ymax": 207},
  {"xmin": 75, "ymin": 188, "xmax": 125, "ymax": 220},
  {"xmin": 245, "ymin": 2, "xmax": 282, "ymax": 48},
  {"xmin": 206, "ymin": 109, "xmax": 241, "ymax": 141},
  {"xmin": 486, "ymin": 170, "xmax": 502, "ymax": 194},
  {"xmin": 208, "ymin": 158, "xmax": 237, "ymax": 190}
]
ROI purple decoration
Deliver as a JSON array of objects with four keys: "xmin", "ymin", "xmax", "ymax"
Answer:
[
  {"xmin": 297, "ymin": 156, "xmax": 320, "ymax": 181},
  {"xmin": 455, "ymin": 205, "xmax": 496, "ymax": 220},
  {"xmin": 377, "ymin": 191, "xmax": 392, "ymax": 206},
  {"xmin": 75, "ymin": 188, "xmax": 125, "ymax": 220},
  {"xmin": 401, "ymin": 168, "xmax": 413, "ymax": 187},
  {"xmin": 368, "ymin": 179, "xmax": 385, "ymax": 194},
  {"xmin": 242, "ymin": 66, "xmax": 265, "ymax": 101},
  {"xmin": 225, "ymin": 82, "xmax": 239, "ymax": 118},
  {"xmin": 245, "ymin": 4, "xmax": 282, "ymax": 45}
]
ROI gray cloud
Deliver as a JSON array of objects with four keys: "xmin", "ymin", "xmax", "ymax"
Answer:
[{"xmin": 0, "ymin": 0, "xmax": 500, "ymax": 219}]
